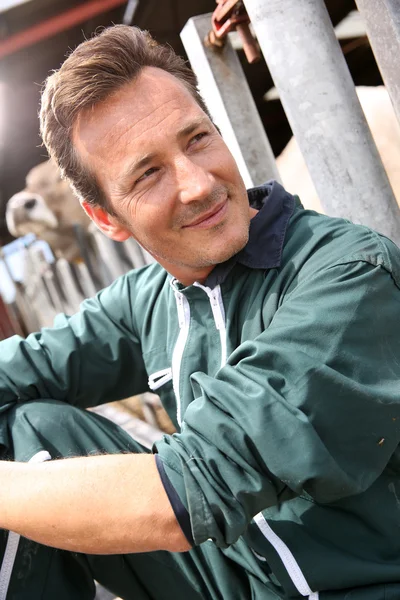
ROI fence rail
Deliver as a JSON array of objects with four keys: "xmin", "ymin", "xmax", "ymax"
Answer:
[
  {"xmin": 0, "ymin": 227, "xmax": 153, "ymax": 335},
  {"xmin": 0, "ymin": 229, "xmax": 170, "ymax": 436}
]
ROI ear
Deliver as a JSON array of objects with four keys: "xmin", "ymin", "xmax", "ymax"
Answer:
[{"xmin": 81, "ymin": 201, "xmax": 131, "ymax": 242}]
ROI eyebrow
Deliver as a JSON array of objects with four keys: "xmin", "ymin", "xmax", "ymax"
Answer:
[
  {"xmin": 176, "ymin": 116, "xmax": 210, "ymax": 139},
  {"xmin": 117, "ymin": 116, "xmax": 211, "ymax": 186},
  {"xmin": 115, "ymin": 153, "xmax": 157, "ymax": 193}
]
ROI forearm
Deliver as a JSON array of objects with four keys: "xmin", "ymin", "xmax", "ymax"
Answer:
[{"xmin": 0, "ymin": 454, "xmax": 191, "ymax": 554}]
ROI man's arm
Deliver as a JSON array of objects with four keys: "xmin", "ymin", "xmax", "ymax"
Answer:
[
  {"xmin": 155, "ymin": 258, "xmax": 400, "ymax": 548},
  {"xmin": 0, "ymin": 454, "xmax": 191, "ymax": 554},
  {"xmin": 0, "ymin": 271, "xmax": 150, "ymax": 409}
]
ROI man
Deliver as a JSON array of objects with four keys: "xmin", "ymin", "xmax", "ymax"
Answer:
[{"xmin": 0, "ymin": 24, "xmax": 400, "ymax": 600}]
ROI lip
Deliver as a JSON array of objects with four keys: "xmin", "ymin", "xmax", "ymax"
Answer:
[{"xmin": 183, "ymin": 200, "xmax": 228, "ymax": 230}]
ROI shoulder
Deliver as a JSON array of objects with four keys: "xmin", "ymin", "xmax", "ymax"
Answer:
[
  {"xmin": 283, "ymin": 202, "xmax": 400, "ymax": 289},
  {"xmin": 123, "ymin": 261, "xmax": 169, "ymax": 292},
  {"xmin": 100, "ymin": 261, "xmax": 168, "ymax": 299},
  {"xmin": 87, "ymin": 261, "xmax": 169, "ymax": 329}
]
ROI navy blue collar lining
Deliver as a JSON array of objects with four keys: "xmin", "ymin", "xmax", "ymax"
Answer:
[{"xmin": 204, "ymin": 180, "xmax": 295, "ymax": 288}]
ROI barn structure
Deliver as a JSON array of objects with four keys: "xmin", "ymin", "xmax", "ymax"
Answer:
[{"xmin": 0, "ymin": 0, "xmax": 384, "ymax": 247}]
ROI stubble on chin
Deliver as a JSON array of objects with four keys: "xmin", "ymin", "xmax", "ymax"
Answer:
[{"xmin": 182, "ymin": 222, "xmax": 250, "ymax": 269}]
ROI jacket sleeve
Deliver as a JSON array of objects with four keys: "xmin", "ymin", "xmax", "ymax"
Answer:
[
  {"xmin": 155, "ymin": 258, "xmax": 400, "ymax": 548},
  {"xmin": 0, "ymin": 273, "xmax": 149, "ymax": 409}
]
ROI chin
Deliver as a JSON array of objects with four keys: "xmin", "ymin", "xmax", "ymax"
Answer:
[{"xmin": 204, "ymin": 229, "xmax": 249, "ymax": 266}]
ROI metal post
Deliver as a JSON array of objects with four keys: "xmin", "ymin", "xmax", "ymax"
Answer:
[
  {"xmin": 43, "ymin": 271, "xmax": 66, "ymax": 314},
  {"xmin": 243, "ymin": 0, "xmax": 400, "ymax": 244},
  {"xmin": 24, "ymin": 246, "xmax": 58, "ymax": 327},
  {"xmin": 181, "ymin": 14, "xmax": 280, "ymax": 188},
  {"xmin": 355, "ymin": 0, "xmax": 400, "ymax": 125},
  {"xmin": 14, "ymin": 284, "xmax": 42, "ymax": 334},
  {"xmin": 123, "ymin": 0, "xmax": 140, "ymax": 25}
]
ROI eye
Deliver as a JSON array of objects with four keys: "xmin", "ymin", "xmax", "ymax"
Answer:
[
  {"xmin": 189, "ymin": 131, "xmax": 209, "ymax": 146},
  {"xmin": 136, "ymin": 167, "xmax": 158, "ymax": 183}
]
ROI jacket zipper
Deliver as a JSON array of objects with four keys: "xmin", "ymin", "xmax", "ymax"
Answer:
[
  {"xmin": 0, "ymin": 450, "xmax": 52, "ymax": 600},
  {"xmin": 171, "ymin": 287, "xmax": 191, "ymax": 426},
  {"xmin": 193, "ymin": 283, "xmax": 227, "ymax": 369},
  {"xmin": 171, "ymin": 281, "xmax": 227, "ymax": 426}
]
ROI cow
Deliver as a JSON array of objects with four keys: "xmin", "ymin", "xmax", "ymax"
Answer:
[{"xmin": 6, "ymin": 158, "xmax": 91, "ymax": 262}]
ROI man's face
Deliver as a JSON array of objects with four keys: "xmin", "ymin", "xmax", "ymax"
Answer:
[{"xmin": 73, "ymin": 67, "xmax": 253, "ymax": 284}]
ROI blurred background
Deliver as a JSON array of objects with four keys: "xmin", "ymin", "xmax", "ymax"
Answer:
[
  {"xmin": 0, "ymin": 5, "xmax": 396, "ymax": 595},
  {"xmin": 0, "ymin": 0, "xmax": 393, "ymax": 383},
  {"xmin": 0, "ymin": 0, "xmax": 391, "ymax": 337},
  {"xmin": 0, "ymin": 0, "xmax": 383, "ymax": 248}
]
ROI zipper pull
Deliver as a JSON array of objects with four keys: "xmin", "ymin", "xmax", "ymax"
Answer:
[
  {"xmin": 210, "ymin": 289, "xmax": 225, "ymax": 330},
  {"xmin": 174, "ymin": 291, "xmax": 185, "ymax": 328}
]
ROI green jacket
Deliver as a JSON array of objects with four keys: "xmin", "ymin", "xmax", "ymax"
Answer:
[{"xmin": 1, "ymin": 182, "xmax": 400, "ymax": 599}]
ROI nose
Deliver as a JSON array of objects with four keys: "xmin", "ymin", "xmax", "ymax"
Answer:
[
  {"xmin": 175, "ymin": 156, "xmax": 214, "ymax": 205},
  {"xmin": 24, "ymin": 198, "xmax": 37, "ymax": 210}
]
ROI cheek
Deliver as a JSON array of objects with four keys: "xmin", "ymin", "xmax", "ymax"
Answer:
[
  {"xmin": 137, "ymin": 184, "xmax": 178, "ymax": 225},
  {"xmin": 129, "ymin": 202, "xmax": 170, "ymax": 242},
  {"xmin": 210, "ymin": 144, "xmax": 240, "ymax": 172}
]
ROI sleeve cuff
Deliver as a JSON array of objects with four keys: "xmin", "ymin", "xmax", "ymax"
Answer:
[{"xmin": 155, "ymin": 453, "xmax": 194, "ymax": 547}]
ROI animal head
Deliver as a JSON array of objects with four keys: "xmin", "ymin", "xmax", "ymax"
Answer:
[
  {"xmin": 6, "ymin": 159, "xmax": 91, "ymax": 260},
  {"xmin": 6, "ymin": 191, "xmax": 59, "ymax": 238}
]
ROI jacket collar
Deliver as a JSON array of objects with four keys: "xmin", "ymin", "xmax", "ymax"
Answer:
[{"xmin": 204, "ymin": 180, "xmax": 295, "ymax": 288}]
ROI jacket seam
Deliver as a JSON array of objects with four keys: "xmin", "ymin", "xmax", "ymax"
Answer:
[
  {"xmin": 284, "ymin": 252, "xmax": 397, "ymax": 305},
  {"xmin": 328, "ymin": 257, "xmax": 400, "ymax": 291}
]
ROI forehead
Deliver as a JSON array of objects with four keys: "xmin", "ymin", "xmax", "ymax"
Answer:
[{"xmin": 73, "ymin": 67, "xmax": 205, "ymax": 163}]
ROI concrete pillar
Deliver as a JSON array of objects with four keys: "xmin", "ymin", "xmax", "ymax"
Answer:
[
  {"xmin": 355, "ymin": 0, "xmax": 400, "ymax": 125},
  {"xmin": 181, "ymin": 13, "xmax": 280, "ymax": 189},
  {"xmin": 243, "ymin": 0, "xmax": 400, "ymax": 244}
]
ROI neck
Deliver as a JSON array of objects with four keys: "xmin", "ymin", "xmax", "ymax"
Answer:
[
  {"xmin": 152, "ymin": 207, "xmax": 259, "ymax": 286},
  {"xmin": 155, "ymin": 260, "xmax": 214, "ymax": 287}
]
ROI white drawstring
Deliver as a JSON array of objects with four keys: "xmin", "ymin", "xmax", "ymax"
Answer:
[
  {"xmin": 171, "ymin": 284, "xmax": 191, "ymax": 426},
  {"xmin": 148, "ymin": 368, "xmax": 173, "ymax": 391}
]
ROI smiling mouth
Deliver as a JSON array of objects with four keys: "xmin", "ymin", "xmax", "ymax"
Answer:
[{"xmin": 183, "ymin": 200, "xmax": 228, "ymax": 230}]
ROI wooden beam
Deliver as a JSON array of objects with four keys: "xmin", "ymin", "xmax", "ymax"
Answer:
[{"xmin": 0, "ymin": 0, "xmax": 127, "ymax": 60}]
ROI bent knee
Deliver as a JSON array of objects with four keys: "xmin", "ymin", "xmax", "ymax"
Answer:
[
  {"xmin": 7, "ymin": 400, "xmax": 91, "ymax": 461},
  {"xmin": 9, "ymin": 399, "xmax": 82, "ymax": 425}
]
